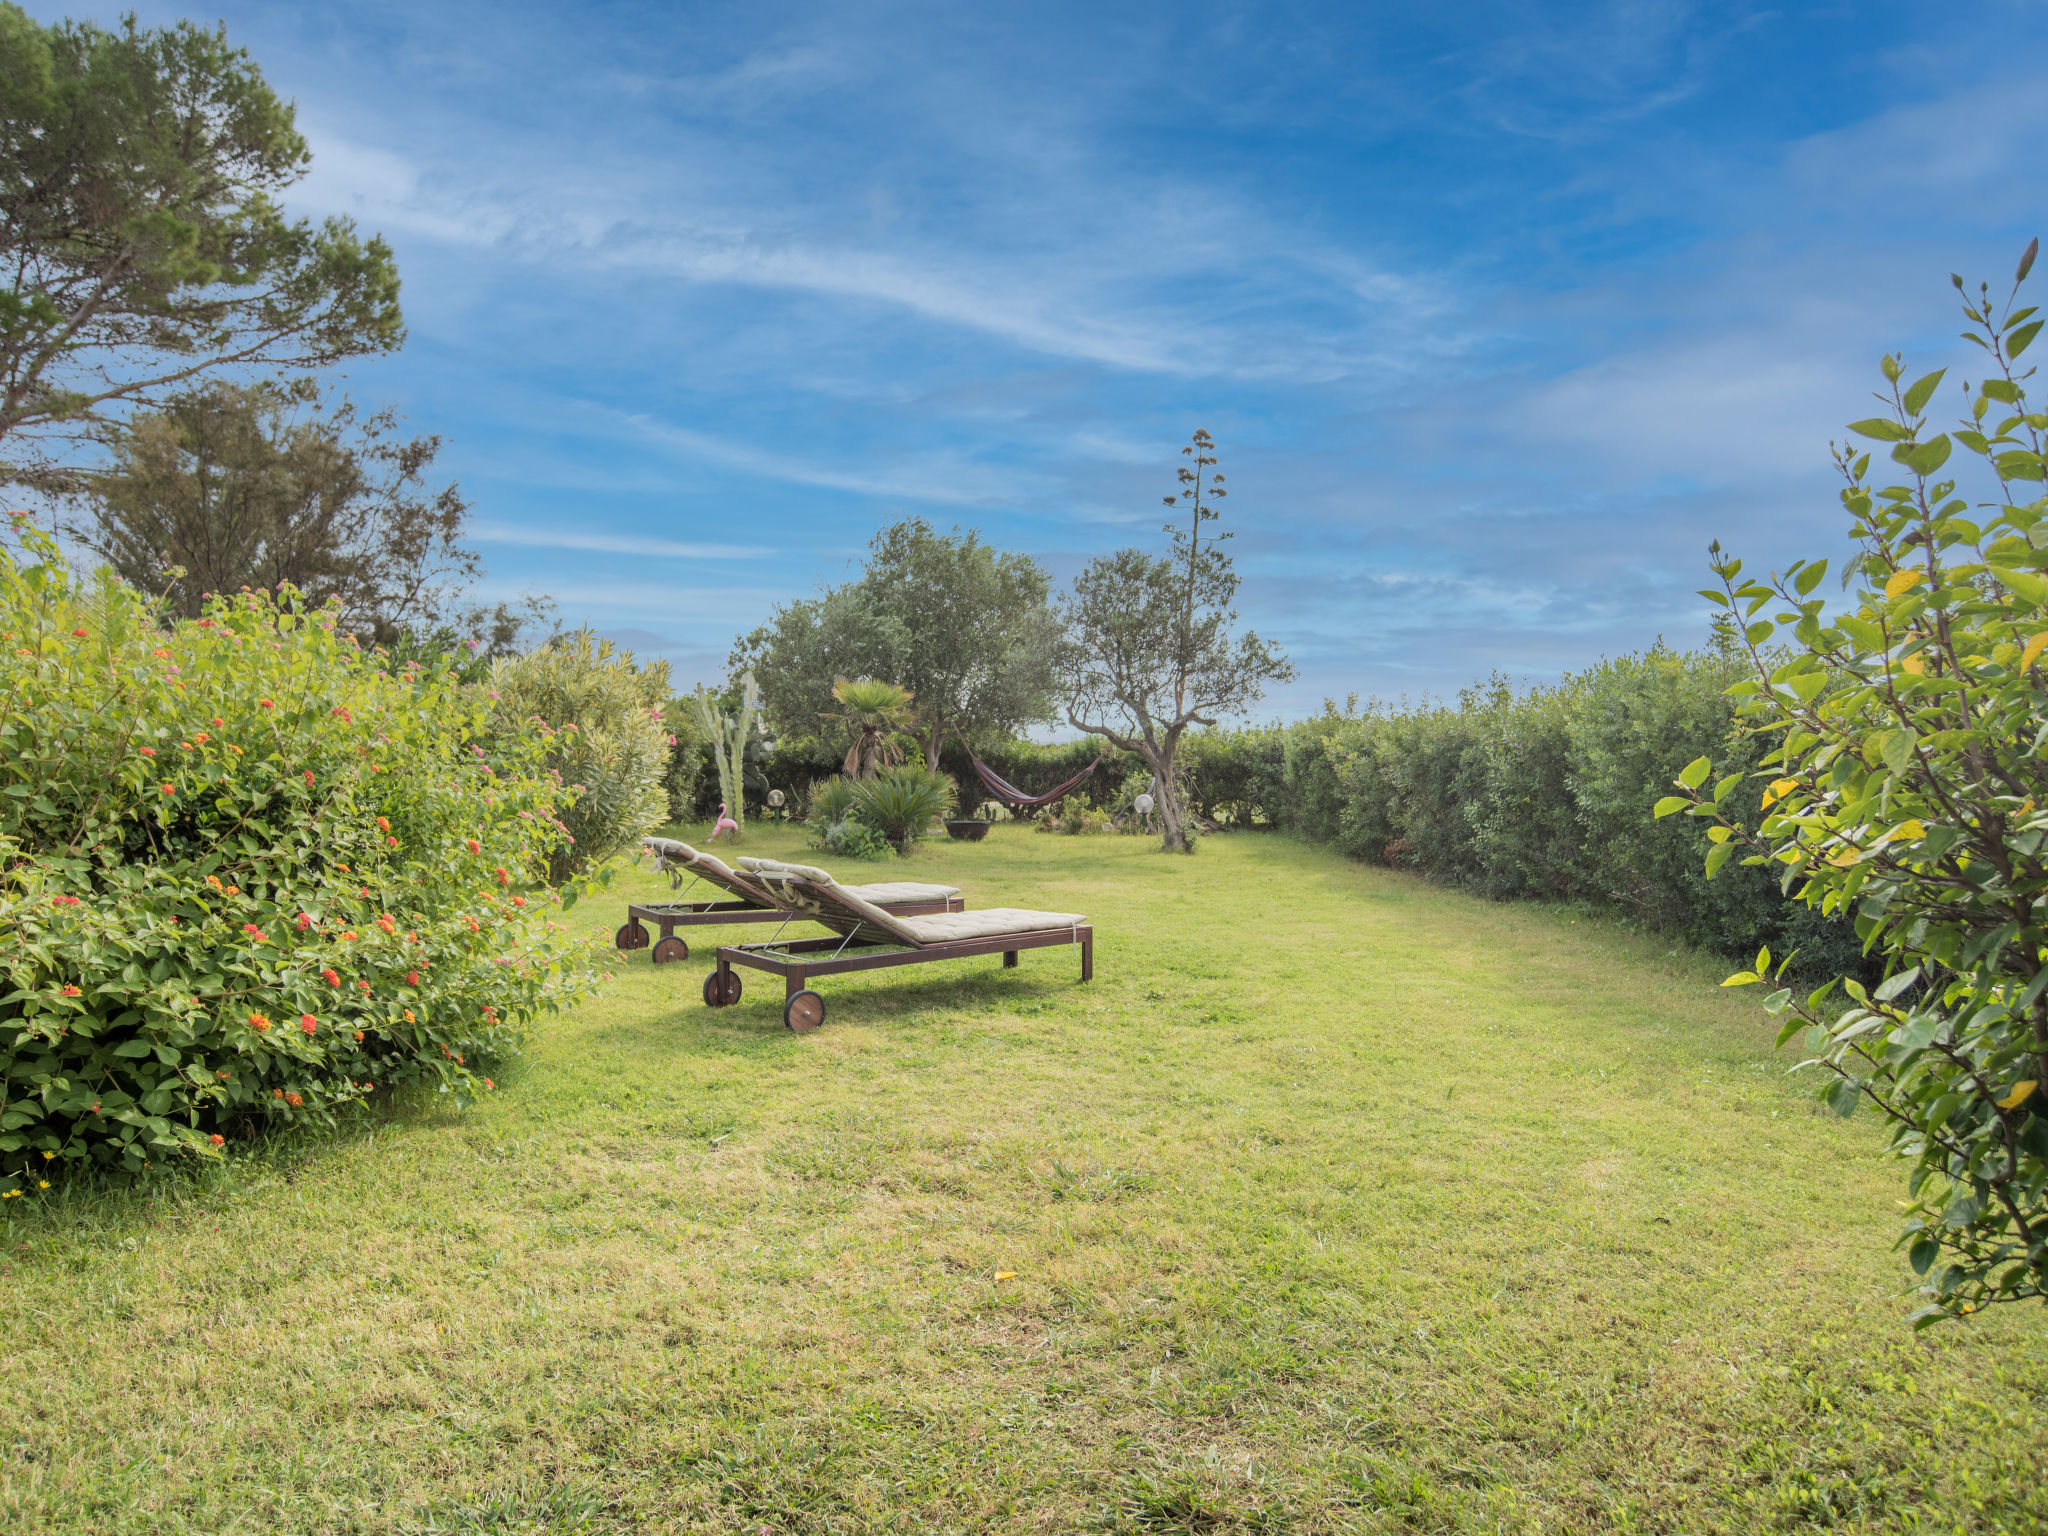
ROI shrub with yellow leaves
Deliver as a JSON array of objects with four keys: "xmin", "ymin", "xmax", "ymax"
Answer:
[{"xmin": 1659, "ymin": 241, "xmax": 2048, "ymax": 1325}]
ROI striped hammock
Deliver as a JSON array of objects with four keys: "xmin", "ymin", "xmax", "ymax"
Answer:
[{"xmin": 966, "ymin": 750, "xmax": 1102, "ymax": 809}]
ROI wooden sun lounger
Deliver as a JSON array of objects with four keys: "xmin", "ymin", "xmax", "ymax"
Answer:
[
  {"xmin": 615, "ymin": 838, "xmax": 964, "ymax": 963},
  {"xmin": 701, "ymin": 859, "xmax": 1093, "ymax": 1032}
]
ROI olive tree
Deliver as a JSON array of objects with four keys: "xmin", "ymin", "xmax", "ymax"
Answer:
[
  {"xmin": 1664, "ymin": 241, "xmax": 2048, "ymax": 1324},
  {"xmin": 732, "ymin": 518, "xmax": 1059, "ymax": 762},
  {"xmin": 1060, "ymin": 430, "xmax": 1294, "ymax": 852}
]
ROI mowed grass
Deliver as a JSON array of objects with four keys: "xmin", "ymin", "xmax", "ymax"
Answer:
[{"xmin": 2, "ymin": 827, "xmax": 2045, "ymax": 1535}]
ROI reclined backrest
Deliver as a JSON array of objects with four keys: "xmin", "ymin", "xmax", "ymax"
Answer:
[
  {"xmin": 642, "ymin": 837, "xmax": 778, "ymax": 908},
  {"xmin": 741, "ymin": 858, "xmax": 923, "ymax": 946}
]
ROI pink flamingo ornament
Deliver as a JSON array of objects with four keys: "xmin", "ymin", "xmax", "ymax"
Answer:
[{"xmin": 709, "ymin": 802, "xmax": 739, "ymax": 842}]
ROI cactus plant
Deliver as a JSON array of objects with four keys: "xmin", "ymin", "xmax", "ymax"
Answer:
[{"xmin": 695, "ymin": 670, "xmax": 763, "ymax": 841}]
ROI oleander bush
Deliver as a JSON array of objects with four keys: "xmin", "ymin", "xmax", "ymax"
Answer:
[
  {"xmin": 490, "ymin": 628, "xmax": 670, "ymax": 882},
  {"xmin": 0, "ymin": 519, "xmax": 598, "ymax": 1194}
]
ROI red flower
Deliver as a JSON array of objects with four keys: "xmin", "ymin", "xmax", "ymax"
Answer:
[
  {"xmin": 160, "ymin": 783, "xmax": 175, "ymax": 796},
  {"xmin": 376, "ymin": 817, "xmax": 389, "ymax": 831},
  {"xmin": 511, "ymin": 896, "xmax": 526, "ymax": 908},
  {"xmin": 248, "ymin": 1012, "xmax": 270, "ymax": 1031},
  {"xmin": 242, "ymin": 923, "xmax": 266, "ymax": 941},
  {"xmin": 465, "ymin": 839, "xmax": 480, "ymax": 854},
  {"xmin": 300, "ymin": 1014, "xmax": 317, "ymax": 1033},
  {"xmin": 258, "ymin": 698, "xmax": 274, "ymax": 709},
  {"xmin": 138, "ymin": 746, "xmax": 155, "ymax": 757},
  {"xmin": 60, "ymin": 984, "xmax": 81, "ymax": 997},
  {"xmin": 322, "ymin": 968, "xmax": 340, "ymax": 987},
  {"xmin": 355, "ymin": 980, "xmax": 370, "ymax": 993},
  {"xmin": 212, "ymin": 717, "xmax": 224, "ymax": 728},
  {"xmin": 494, "ymin": 867, "xmax": 509, "ymax": 886},
  {"xmin": 303, "ymin": 770, "xmax": 315, "ymax": 787},
  {"xmin": 387, "ymin": 835, "xmax": 398, "ymax": 847},
  {"xmin": 286, "ymin": 1092, "xmax": 302, "ymax": 1107},
  {"xmin": 406, "ymin": 970, "xmax": 419, "ymax": 986},
  {"xmin": 71, "ymin": 627, "xmax": 86, "ymax": 637},
  {"xmin": 296, "ymin": 913, "xmax": 311, "ymax": 930},
  {"xmin": 209, "ymin": 1134, "xmax": 224, "ymax": 1146},
  {"xmin": 484, "ymin": 1078, "xmax": 494, "ymax": 1090}
]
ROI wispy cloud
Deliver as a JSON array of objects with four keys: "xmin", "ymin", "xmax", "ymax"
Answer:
[
  {"xmin": 244, "ymin": 0, "xmax": 2048, "ymax": 710},
  {"xmin": 468, "ymin": 522, "xmax": 772, "ymax": 560}
]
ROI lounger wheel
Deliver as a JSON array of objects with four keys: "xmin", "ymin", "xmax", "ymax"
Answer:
[
  {"xmin": 614, "ymin": 919, "xmax": 649, "ymax": 951},
  {"xmin": 652, "ymin": 935, "xmax": 689, "ymax": 964},
  {"xmin": 702, "ymin": 969, "xmax": 742, "ymax": 1008},
  {"xmin": 784, "ymin": 989, "xmax": 825, "ymax": 1034}
]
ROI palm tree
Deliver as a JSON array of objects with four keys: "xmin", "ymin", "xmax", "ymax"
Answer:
[{"xmin": 823, "ymin": 676, "xmax": 914, "ymax": 778}]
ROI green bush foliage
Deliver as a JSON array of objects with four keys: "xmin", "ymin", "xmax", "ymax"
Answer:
[
  {"xmin": 0, "ymin": 520, "xmax": 597, "ymax": 1194},
  {"xmin": 1669, "ymin": 247, "xmax": 2048, "ymax": 1322},
  {"xmin": 849, "ymin": 766, "xmax": 955, "ymax": 852},
  {"xmin": 490, "ymin": 630, "xmax": 669, "ymax": 883},
  {"xmin": 1260, "ymin": 645, "xmax": 1864, "ymax": 975}
]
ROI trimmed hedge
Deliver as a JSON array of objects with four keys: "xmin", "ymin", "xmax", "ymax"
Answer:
[
  {"xmin": 1257, "ymin": 645, "xmax": 1864, "ymax": 972},
  {"xmin": 0, "ymin": 522, "xmax": 597, "ymax": 1191}
]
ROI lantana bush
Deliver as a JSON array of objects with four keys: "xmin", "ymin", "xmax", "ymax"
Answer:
[{"xmin": 1, "ymin": 518, "xmax": 599, "ymax": 1195}]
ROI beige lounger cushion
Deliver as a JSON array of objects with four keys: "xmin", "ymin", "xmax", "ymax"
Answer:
[
  {"xmin": 894, "ymin": 908, "xmax": 1086, "ymax": 944},
  {"xmin": 740, "ymin": 858, "xmax": 960, "ymax": 903},
  {"xmin": 839, "ymin": 880, "xmax": 961, "ymax": 903}
]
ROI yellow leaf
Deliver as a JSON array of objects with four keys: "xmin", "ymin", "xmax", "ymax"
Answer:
[
  {"xmin": 1996, "ymin": 1081, "xmax": 2037, "ymax": 1111},
  {"xmin": 1721, "ymin": 972, "xmax": 1760, "ymax": 987},
  {"xmin": 1761, "ymin": 776, "xmax": 1799, "ymax": 810},
  {"xmin": 2025, "ymin": 632, "xmax": 2048, "ymax": 673},
  {"xmin": 1828, "ymin": 847, "xmax": 1863, "ymax": 867},
  {"xmin": 1885, "ymin": 568, "xmax": 1925, "ymax": 599},
  {"xmin": 1899, "ymin": 655, "xmax": 1926, "ymax": 675},
  {"xmin": 994, "ymin": 1271, "xmax": 1017, "ymax": 1281},
  {"xmin": 1886, "ymin": 819, "xmax": 1926, "ymax": 843}
]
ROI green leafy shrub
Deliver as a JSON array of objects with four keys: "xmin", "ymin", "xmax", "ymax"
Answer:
[
  {"xmin": 805, "ymin": 775, "xmax": 857, "ymax": 828},
  {"xmin": 491, "ymin": 629, "xmax": 669, "ymax": 882},
  {"xmin": 658, "ymin": 698, "xmax": 706, "ymax": 826},
  {"xmin": 1268, "ymin": 647, "xmax": 1864, "ymax": 976},
  {"xmin": 1036, "ymin": 804, "xmax": 1103, "ymax": 835},
  {"xmin": 813, "ymin": 816, "xmax": 893, "ymax": 862},
  {"xmin": 849, "ymin": 766, "xmax": 955, "ymax": 852},
  {"xmin": 0, "ymin": 520, "xmax": 597, "ymax": 1193},
  {"xmin": 1669, "ymin": 245, "xmax": 2048, "ymax": 1322}
]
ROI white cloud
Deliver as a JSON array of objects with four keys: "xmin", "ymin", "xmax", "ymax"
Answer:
[{"xmin": 468, "ymin": 521, "xmax": 772, "ymax": 560}]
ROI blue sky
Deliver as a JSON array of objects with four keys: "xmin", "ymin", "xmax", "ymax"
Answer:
[{"xmin": 75, "ymin": 1, "xmax": 2048, "ymax": 718}]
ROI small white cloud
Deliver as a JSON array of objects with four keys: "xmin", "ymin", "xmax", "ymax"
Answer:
[{"xmin": 468, "ymin": 521, "xmax": 772, "ymax": 560}]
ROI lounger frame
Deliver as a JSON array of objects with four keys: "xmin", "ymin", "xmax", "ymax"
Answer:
[
  {"xmin": 710, "ymin": 923, "xmax": 1094, "ymax": 1005},
  {"xmin": 617, "ymin": 891, "xmax": 964, "ymax": 963},
  {"xmin": 616, "ymin": 838, "xmax": 963, "ymax": 963}
]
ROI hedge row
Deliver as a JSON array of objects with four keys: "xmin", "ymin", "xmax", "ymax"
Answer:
[{"xmin": 1199, "ymin": 643, "xmax": 1863, "ymax": 973}]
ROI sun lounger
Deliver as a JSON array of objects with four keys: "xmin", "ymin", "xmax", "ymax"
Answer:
[
  {"xmin": 702, "ymin": 858, "xmax": 1092, "ymax": 1032},
  {"xmin": 615, "ymin": 838, "xmax": 964, "ymax": 963}
]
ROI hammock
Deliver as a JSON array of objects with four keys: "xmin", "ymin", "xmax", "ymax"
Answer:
[{"xmin": 967, "ymin": 750, "xmax": 1102, "ymax": 809}]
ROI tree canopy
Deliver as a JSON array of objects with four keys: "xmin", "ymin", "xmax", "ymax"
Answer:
[
  {"xmin": 64, "ymin": 379, "xmax": 536, "ymax": 646},
  {"xmin": 1061, "ymin": 430, "xmax": 1294, "ymax": 850},
  {"xmin": 0, "ymin": 6, "xmax": 402, "ymax": 488},
  {"xmin": 733, "ymin": 517, "xmax": 1060, "ymax": 763}
]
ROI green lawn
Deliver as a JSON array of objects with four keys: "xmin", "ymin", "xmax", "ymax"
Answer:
[{"xmin": 3, "ymin": 827, "xmax": 2044, "ymax": 1534}]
